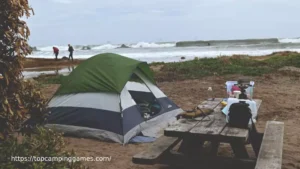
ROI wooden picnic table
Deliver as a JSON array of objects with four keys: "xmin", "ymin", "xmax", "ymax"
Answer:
[
  {"xmin": 133, "ymin": 98, "xmax": 284, "ymax": 169},
  {"xmin": 164, "ymin": 98, "xmax": 262, "ymax": 158}
]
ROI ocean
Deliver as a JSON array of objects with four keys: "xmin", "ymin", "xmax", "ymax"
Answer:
[{"xmin": 28, "ymin": 38, "xmax": 300, "ymax": 63}]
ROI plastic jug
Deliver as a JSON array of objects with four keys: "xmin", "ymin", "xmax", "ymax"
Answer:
[{"xmin": 207, "ymin": 87, "xmax": 215, "ymax": 101}]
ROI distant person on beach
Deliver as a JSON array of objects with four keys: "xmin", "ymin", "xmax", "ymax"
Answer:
[
  {"xmin": 53, "ymin": 47, "xmax": 59, "ymax": 60},
  {"xmin": 68, "ymin": 44, "xmax": 74, "ymax": 61}
]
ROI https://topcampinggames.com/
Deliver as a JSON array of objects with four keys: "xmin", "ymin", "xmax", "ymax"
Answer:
[{"xmin": 10, "ymin": 156, "xmax": 112, "ymax": 162}]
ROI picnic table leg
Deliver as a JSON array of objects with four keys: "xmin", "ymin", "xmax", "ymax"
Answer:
[
  {"xmin": 249, "ymin": 131, "xmax": 264, "ymax": 157},
  {"xmin": 230, "ymin": 140, "xmax": 249, "ymax": 158},
  {"xmin": 178, "ymin": 136, "xmax": 204, "ymax": 155},
  {"xmin": 209, "ymin": 141, "xmax": 220, "ymax": 156}
]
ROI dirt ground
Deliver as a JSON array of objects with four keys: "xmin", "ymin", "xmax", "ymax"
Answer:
[
  {"xmin": 41, "ymin": 73, "xmax": 300, "ymax": 169},
  {"xmin": 24, "ymin": 58, "xmax": 82, "ymax": 69}
]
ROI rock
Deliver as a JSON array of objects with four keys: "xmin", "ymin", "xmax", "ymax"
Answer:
[
  {"xmin": 181, "ymin": 56, "xmax": 186, "ymax": 60},
  {"xmin": 30, "ymin": 46, "xmax": 39, "ymax": 51},
  {"xmin": 119, "ymin": 44, "xmax": 130, "ymax": 48},
  {"xmin": 62, "ymin": 56, "xmax": 69, "ymax": 60},
  {"xmin": 81, "ymin": 46, "xmax": 91, "ymax": 50}
]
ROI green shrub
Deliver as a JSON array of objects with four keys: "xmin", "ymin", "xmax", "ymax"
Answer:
[
  {"xmin": 157, "ymin": 53, "xmax": 300, "ymax": 81},
  {"xmin": 34, "ymin": 75, "xmax": 64, "ymax": 84}
]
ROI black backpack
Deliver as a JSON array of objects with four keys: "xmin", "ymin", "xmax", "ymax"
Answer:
[
  {"xmin": 228, "ymin": 101, "xmax": 253, "ymax": 129},
  {"xmin": 228, "ymin": 101, "xmax": 263, "ymax": 157}
]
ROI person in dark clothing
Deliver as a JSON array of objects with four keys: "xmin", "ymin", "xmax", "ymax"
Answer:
[
  {"xmin": 68, "ymin": 44, "xmax": 74, "ymax": 61},
  {"xmin": 53, "ymin": 47, "xmax": 59, "ymax": 60}
]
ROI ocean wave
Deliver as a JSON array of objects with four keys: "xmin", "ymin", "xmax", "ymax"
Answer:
[
  {"xmin": 38, "ymin": 45, "xmax": 69, "ymax": 51},
  {"xmin": 130, "ymin": 42, "xmax": 175, "ymax": 48},
  {"xmin": 34, "ymin": 38, "xmax": 300, "ymax": 53},
  {"xmin": 37, "ymin": 42, "xmax": 176, "ymax": 52},
  {"xmin": 176, "ymin": 38, "xmax": 279, "ymax": 47},
  {"xmin": 278, "ymin": 38, "xmax": 300, "ymax": 43},
  {"xmin": 92, "ymin": 42, "xmax": 176, "ymax": 50},
  {"xmin": 92, "ymin": 44, "xmax": 120, "ymax": 50},
  {"xmin": 27, "ymin": 48, "xmax": 300, "ymax": 63}
]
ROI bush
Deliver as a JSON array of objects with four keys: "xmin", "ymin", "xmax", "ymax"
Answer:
[
  {"xmin": 0, "ymin": 1, "xmax": 87, "ymax": 169},
  {"xmin": 33, "ymin": 74, "xmax": 64, "ymax": 84},
  {"xmin": 156, "ymin": 53, "xmax": 300, "ymax": 81}
]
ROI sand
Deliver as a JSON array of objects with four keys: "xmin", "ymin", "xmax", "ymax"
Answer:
[{"xmin": 41, "ymin": 73, "xmax": 300, "ymax": 169}]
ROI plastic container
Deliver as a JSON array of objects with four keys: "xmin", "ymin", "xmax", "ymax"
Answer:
[
  {"xmin": 207, "ymin": 87, "xmax": 214, "ymax": 101},
  {"xmin": 233, "ymin": 91, "xmax": 241, "ymax": 98}
]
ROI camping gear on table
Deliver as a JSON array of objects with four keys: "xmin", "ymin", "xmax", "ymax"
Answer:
[
  {"xmin": 222, "ymin": 98, "xmax": 258, "ymax": 124},
  {"xmin": 177, "ymin": 106, "xmax": 214, "ymax": 119},
  {"xmin": 233, "ymin": 90, "xmax": 241, "ymax": 98},
  {"xmin": 43, "ymin": 53, "xmax": 183, "ymax": 144},
  {"xmin": 221, "ymin": 101, "xmax": 227, "ymax": 107},
  {"xmin": 207, "ymin": 87, "xmax": 215, "ymax": 101},
  {"xmin": 231, "ymin": 84, "xmax": 241, "ymax": 93},
  {"xmin": 225, "ymin": 80, "xmax": 255, "ymax": 99}
]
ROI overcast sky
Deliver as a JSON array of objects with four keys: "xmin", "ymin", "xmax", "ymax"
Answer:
[{"xmin": 27, "ymin": 0, "xmax": 300, "ymax": 46}]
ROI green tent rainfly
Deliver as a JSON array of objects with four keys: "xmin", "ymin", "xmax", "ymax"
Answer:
[{"xmin": 56, "ymin": 53, "xmax": 155, "ymax": 95}]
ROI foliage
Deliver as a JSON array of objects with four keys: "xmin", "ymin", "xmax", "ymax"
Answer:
[
  {"xmin": 155, "ymin": 53, "xmax": 300, "ymax": 81},
  {"xmin": 0, "ymin": 0, "xmax": 43, "ymax": 140},
  {"xmin": 0, "ymin": 127, "xmax": 87, "ymax": 169},
  {"xmin": 33, "ymin": 74, "xmax": 64, "ymax": 84},
  {"xmin": 0, "ymin": 1, "xmax": 87, "ymax": 169},
  {"xmin": 149, "ymin": 62, "xmax": 165, "ymax": 66}
]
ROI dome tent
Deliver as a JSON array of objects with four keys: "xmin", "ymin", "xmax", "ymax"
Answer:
[{"xmin": 45, "ymin": 53, "xmax": 183, "ymax": 144}]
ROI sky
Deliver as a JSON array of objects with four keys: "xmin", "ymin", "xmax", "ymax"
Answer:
[{"xmin": 27, "ymin": 0, "xmax": 300, "ymax": 46}]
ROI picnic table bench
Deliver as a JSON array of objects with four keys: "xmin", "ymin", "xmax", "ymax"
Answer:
[{"xmin": 133, "ymin": 98, "xmax": 284, "ymax": 169}]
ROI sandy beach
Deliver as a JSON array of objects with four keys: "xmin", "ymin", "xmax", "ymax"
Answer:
[{"xmin": 31, "ymin": 56, "xmax": 300, "ymax": 169}]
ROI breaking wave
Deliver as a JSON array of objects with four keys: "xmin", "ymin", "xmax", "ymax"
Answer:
[
  {"xmin": 278, "ymin": 38, "xmax": 300, "ymax": 43},
  {"xmin": 38, "ymin": 45, "xmax": 68, "ymax": 51},
  {"xmin": 92, "ymin": 44, "xmax": 119, "ymax": 50},
  {"xmin": 130, "ymin": 42, "xmax": 175, "ymax": 48},
  {"xmin": 34, "ymin": 38, "xmax": 300, "ymax": 52},
  {"xmin": 36, "ymin": 42, "xmax": 176, "ymax": 51}
]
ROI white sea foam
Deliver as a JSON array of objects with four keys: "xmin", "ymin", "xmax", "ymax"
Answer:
[
  {"xmin": 36, "ymin": 42, "xmax": 176, "ymax": 52},
  {"xmin": 278, "ymin": 38, "xmax": 300, "ymax": 43},
  {"xmin": 92, "ymin": 44, "xmax": 120, "ymax": 50},
  {"xmin": 130, "ymin": 42, "xmax": 175, "ymax": 48}
]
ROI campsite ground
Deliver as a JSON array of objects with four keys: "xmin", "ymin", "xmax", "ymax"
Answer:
[
  {"xmin": 29, "ymin": 53, "xmax": 300, "ymax": 169},
  {"xmin": 41, "ymin": 74, "xmax": 300, "ymax": 169}
]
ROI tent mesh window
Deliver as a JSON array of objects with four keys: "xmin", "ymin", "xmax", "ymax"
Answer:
[{"xmin": 128, "ymin": 73, "xmax": 162, "ymax": 120}]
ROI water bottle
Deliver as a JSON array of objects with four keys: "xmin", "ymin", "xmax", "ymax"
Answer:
[{"xmin": 207, "ymin": 87, "xmax": 214, "ymax": 101}]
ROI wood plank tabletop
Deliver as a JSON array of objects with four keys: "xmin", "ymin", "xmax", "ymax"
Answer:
[
  {"xmin": 164, "ymin": 98, "xmax": 222, "ymax": 137},
  {"xmin": 164, "ymin": 98, "xmax": 262, "ymax": 142}
]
